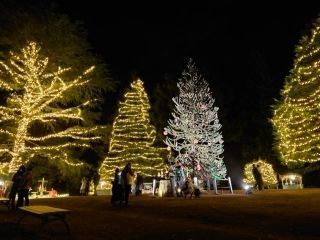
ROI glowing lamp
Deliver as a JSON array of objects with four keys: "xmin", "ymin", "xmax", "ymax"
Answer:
[{"xmin": 243, "ymin": 184, "xmax": 253, "ymax": 194}]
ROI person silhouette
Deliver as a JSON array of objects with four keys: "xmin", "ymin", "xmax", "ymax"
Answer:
[
  {"xmin": 121, "ymin": 163, "xmax": 134, "ymax": 206},
  {"xmin": 17, "ymin": 166, "xmax": 33, "ymax": 207},
  {"xmin": 9, "ymin": 165, "xmax": 25, "ymax": 209},
  {"xmin": 80, "ymin": 177, "xmax": 87, "ymax": 196},
  {"xmin": 111, "ymin": 167, "xmax": 122, "ymax": 206},
  {"xmin": 252, "ymin": 164, "xmax": 263, "ymax": 191},
  {"xmin": 135, "ymin": 173, "xmax": 143, "ymax": 196}
]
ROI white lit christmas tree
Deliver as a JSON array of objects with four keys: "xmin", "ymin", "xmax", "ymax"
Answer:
[
  {"xmin": 0, "ymin": 42, "xmax": 102, "ymax": 174},
  {"xmin": 272, "ymin": 18, "xmax": 320, "ymax": 168},
  {"xmin": 164, "ymin": 59, "xmax": 226, "ymax": 180},
  {"xmin": 99, "ymin": 79, "xmax": 166, "ymax": 187}
]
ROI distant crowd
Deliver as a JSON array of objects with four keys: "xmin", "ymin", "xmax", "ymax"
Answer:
[{"xmin": 110, "ymin": 162, "xmax": 143, "ymax": 207}]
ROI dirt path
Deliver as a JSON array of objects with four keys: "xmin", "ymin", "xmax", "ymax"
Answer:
[{"xmin": 1, "ymin": 189, "xmax": 320, "ymax": 239}]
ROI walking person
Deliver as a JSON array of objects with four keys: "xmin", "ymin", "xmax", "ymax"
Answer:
[
  {"xmin": 121, "ymin": 162, "xmax": 134, "ymax": 206},
  {"xmin": 9, "ymin": 165, "xmax": 25, "ymax": 209},
  {"xmin": 85, "ymin": 178, "xmax": 90, "ymax": 196},
  {"xmin": 252, "ymin": 164, "xmax": 263, "ymax": 191},
  {"xmin": 17, "ymin": 166, "xmax": 33, "ymax": 208}
]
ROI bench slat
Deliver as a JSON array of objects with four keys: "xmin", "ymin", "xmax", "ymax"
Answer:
[{"xmin": 19, "ymin": 205, "xmax": 71, "ymax": 215}]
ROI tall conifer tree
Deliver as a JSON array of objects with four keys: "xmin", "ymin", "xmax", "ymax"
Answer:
[
  {"xmin": 99, "ymin": 79, "xmax": 166, "ymax": 187},
  {"xmin": 272, "ymin": 18, "xmax": 320, "ymax": 168},
  {"xmin": 164, "ymin": 59, "xmax": 226, "ymax": 180}
]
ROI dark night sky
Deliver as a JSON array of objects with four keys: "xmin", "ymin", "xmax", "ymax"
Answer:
[
  {"xmin": 51, "ymin": 0, "xmax": 320, "ymax": 184},
  {"xmin": 54, "ymin": 1, "xmax": 320, "ymax": 86},
  {"xmin": 53, "ymin": 1, "xmax": 320, "ymax": 119}
]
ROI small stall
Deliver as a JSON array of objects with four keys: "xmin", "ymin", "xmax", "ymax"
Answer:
[
  {"xmin": 158, "ymin": 179, "xmax": 173, "ymax": 197},
  {"xmin": 142, "ymin": 182, "xmax": 153, "ymax": 195},
  {"xmin": 280, "ymin": 173, "xmax": 303, "ymax": 189}
]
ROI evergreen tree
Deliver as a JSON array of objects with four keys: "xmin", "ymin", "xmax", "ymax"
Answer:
[
  {"xmin": 272, "ymin": 18, "xmax": 320, "ymax": 168},
  {"xmin": 164, "ymin": 59, "xmax": 226, "ymax": 180},
  {"xmin": 99, "ymin": 79, "xmax": 166, "ymax": 187},
  {"xmin": 0, "ymin": 42, "xmax": 104, "ymax": 174}
]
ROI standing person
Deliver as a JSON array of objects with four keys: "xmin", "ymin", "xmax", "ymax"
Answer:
[
  {"xmin": 135, "ymin": 172, "xmax": 143, "ymax": 196},
  {"xmin": 121, "ymin": 162, "xmax": 134, "ymax": 206},
  {"xmin": 252, "ymin": 164, "xmax": 263, "ymax": 191},
  {"xmin": 175, "ymin": 160, "xmax": 185, "ymax": 196},
  {"xmin": 17, "ymin": 167, "xmax": 33, "ymax": 208},
  {"xmin": 111, "ymin": 167, "xmax": 121, "ymax": 206},
  {"xmin": 85, "ymin": 178, "xmax": 90, "ymax": 196},
  {"xmin": 80, "ymin": 177, "xmax": 87, "ymax": 196},
  {"xmin": 9, "ymin": 165, "xmax": 25, "ymax": 209}
]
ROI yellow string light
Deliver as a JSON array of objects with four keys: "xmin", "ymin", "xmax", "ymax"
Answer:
[
  {"xmin": 272, "ymin": 19, "xmax": 320, "ymax": 167},
  {"xmin": 99, "ymin": 79, "xmax": 167, "ymax": 189},
  {"xmin": 243, "ymin": 159, "xmax": 278, "ymax": 186},
  {"xmin": 0, "ymin": 41, "xmax": 99, "ymax": 174}
]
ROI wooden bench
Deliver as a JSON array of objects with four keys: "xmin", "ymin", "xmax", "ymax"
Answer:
[{"xmin": 18, "ymin": 205, "xmax": 71, "ymax": 234}]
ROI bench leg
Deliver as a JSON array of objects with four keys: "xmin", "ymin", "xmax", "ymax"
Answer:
[
  {"xmin": 62, "ymin": 218, "xmax": 70, "ymax": 234},
  {"xmin": 38, "ymin": 217, "xmax": 48, "ymax": 234},
  {"xmin": 55, "ymin": 214, "xmax": 70, "ymax": 234},
  {"xmin": 39, "ymin": 215, "xmax": 70, "ymax": 234},
  {"xmin": 17, "ymin": 213, "xmax": 27, "ymax": 226}
]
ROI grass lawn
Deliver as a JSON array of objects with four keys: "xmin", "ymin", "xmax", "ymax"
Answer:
[{"xmin": 1, "ymin": 189, "xmax": 320, "ymax": 240}]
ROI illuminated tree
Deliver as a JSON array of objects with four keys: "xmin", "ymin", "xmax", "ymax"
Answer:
[
  {"xmin": 0, "ymin": 42, "xmax": 103, "ymax": 174},
  {"xmin": 99, "ymin": 79, "xmax": 166, "ymax": 186},
  {"xmin": 164, "ymin": 59, "xmax": 226, "ymax": 180},
  {"xmin": 0, "ymin": 2, "xmax": 115, "ymax": 187},
  {"xmin": 243, "ymin": 159, "xmax": 278, "ymax": 187},
  {"xmin": 272, "ymin": 18, "xmax": 320, "ymax": 168}
]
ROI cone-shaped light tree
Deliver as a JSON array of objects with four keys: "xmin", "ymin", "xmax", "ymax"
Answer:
[
  {"xmin": 0, "ymin": 42, "xmax": 103, "ymax": 174},
  {"xmin": 243, "ymin": 159, "xmax": 278, "ymax": 187},
  {"xmin": 99, "ymin": 79, "xmax": 166, "ymax": 187},
  {"xmin": 164, "ymin": 59, "xmax": 226, "ymax": 180},
  {"xmin": 272, "ymin": 18, "xmax": 320, "ymax": 168}
]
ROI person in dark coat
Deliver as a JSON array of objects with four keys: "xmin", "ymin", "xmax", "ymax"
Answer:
[
  {"xmin": 17, "ymin": 166, "xmax": 33, "ymax": 208},
  {"xmin": 121, "ymin": 162, "xmax": 134, "ymax": 206},
  {"xmin": 9, "ymin": 165, "xmax": 25, "ymax": 209},
  {"xmin": 135, "ymin": 173, "xmax": 143, "ymax": 196},
  {"xmin": 252, "ymin": 164, "xmax": 263, "ymax": 191},
  {"xmin": 111, "ymin": 167, "xmax": 122, "ymax": 206}
]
